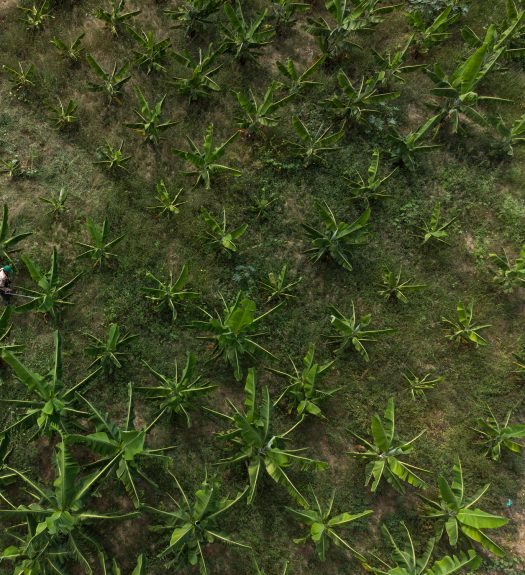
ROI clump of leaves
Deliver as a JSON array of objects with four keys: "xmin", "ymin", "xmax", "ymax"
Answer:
[
  {"xmin": 442, "ymin": 301, "xmax": 491, "ymax": 347},
  {"xmin": 129, "ymin": 27, "xmax": 172, "ymax": 74},
  {"xmin": 287, "ymin": 116, "xmax": 344, "ymax": 166},
  {"xmin": 84, "ymin": 323, "xmax": 138, "ymax": 376},
  {"xmin": 126, "ymin": 87, "xmax": 176, "ymax": 145},
  {"xmin": 47, "ymin": 98, "xmax": 78, "ymax": 130},
  {"xmin": 94, "ymin": 0, "xmax": 141, "ymax": 35},
  {"xmin": 148, "ymin": 180, "xmax": 186, "ymax": 218},
  {"xmin": 388, "ymin": 114, "xmax": 441, "ymax": 171},
  {"xmin": 86, "ymin": 55, "xmax": 131, "ymax": 103},
  {"xmin": 76, "ymin": 217, "xmax": 124, "ymax": 269},
  {"xmin": 472, "ymin": 405, "xmax": 525, "ymax": 461},
  {"xmin": 249, "ymin": 188, "xmax": 278, "ymax": 219},
  {"xmin": 0, "ymin": 157, "xmax": 24, "ymax": 178},
  {"xmin": 165, "ymin": 0, "xmax": 224, "ymax": 36},
  {"xmin": 39, "ymin": 188, "xmax": 69, "ymax": 217},
  {"xmin": 172, "ymin": 44, "xmax": 222, "ymax": 100},
  {"xmin": 345, "ymin": 149, "xmax": 397, "ymax": 204},
  {"xmin": 201, "ymin": 208, "xmax": 248, "ymax": 254},
  {"xmin": 276, "ymin": 56, "xmax": 325, "ymax": 96},
  {"xmin": 402, "ymin": 369, "xmax": 442, "ymax": 401},
  {"xmin": 19, "ymin": 0, "xmax": 53, "ymax": 31},
  {"xmin": 259, "ymin": 264, "xmax": 302, "ymax": 302},
  {"xmin": 406, "ymin": 6, "xmax": 460, "ymax": 53},
  {"xmin": 488, "ymin": 244, "xmax": 525, "ymax": 293},
  {"xmin": 271, "ymin": 0, "xmax": 309, "ymax": 33},
  {"xmin": 95, "ymin": 140, "xmax": 132, "ymax": 171},
  {"xmin": 2, "ymin": 62, "xmax": 36, "ymax": 94},
  {"xmin": 51, "ymin": 32, "xmax": 85, "ymax": 64},
  {"xmin": 417, "ymin": 203, "xmax": 457, "ymax": 245},
  {"xmin": 378, "ymin": 268, "xmax": 425, "ymax": 303}
]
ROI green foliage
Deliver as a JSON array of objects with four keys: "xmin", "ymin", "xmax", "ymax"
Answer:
[
  {"xmin": 0, "ymin": 306, "xmax": 23, "ymax": 355},
  {"xmin": 165, "ymin": 0, "xmax": 224, "ymax": 35},
  {"xmin": 172, "ymin": 44, "xmax": 222, "ymax": 100},
  {"xmin": 47, "ymin": 98, "xmax": 78, "ymax": 130},
  {"xmin": 94, "ymin": 139, "xmax": 132, "ymax": 171},
  {"xmin": 417, "ymin": 203, "xmax": 457, "ymax": 245},
  {"xmin": 18, "ymin": 0, "xmax": 52, "ymax": 31},
  {"xmin": 39, "ymin": 188, "xmax": 69, "ymax": 217},
  {"xmin": 329, "ymin": 301, "xmax": 394, "ymax": 361},
  {"xmin": 201, "ymin": 207, "xmax": 248, "ymax": 254},
  {"xmin": 0, "ymin": 332, "xmax": 99, "ymax": 436},
  {"xmin": 488, "ymin": 244, "xmax": 525, "ymax": 292},
  {"xmin": 94, "ymin": 0, "xmax": 141, "ymax": 35},
  {"xmin": 388, "ymin": 114, "xmax": 441, "ymax": 171},
  {"xmin": 0, "ymin": 432, "xmax": 16, "ymax": 486},
  {"xmin": 346, "ymin": 149, "xmax": 397, "ymax": 203},
  {"xmin": 420, "ymin": 459, "xmax": 509, "ymax": 556},
  {"xmin": 193, "ymin": 292, "xmax": 280, "ymax": 380},
  {"xmin": 287, "ymin": 116, "xmax": 344, "ymax": 166},
  {"xmin": 249, "ymin": 188, "xmax": 278, "ymax": 219},
  {"xmin": 18, "ymin": 248, "xmax": 82, "ymax": 320},
  {"xmin": 128, "ymin": 27, "xmax": 171, "ymax": 74},
  {"xmin": 76, "ymin": 217, "xmax": 124, "ymax": 269},
  {"xmin": 472, "ymin": 405, "xmax": 525, "ymax": 461},
  {"xmin": 144, "ymin": 473, "xmax": 248, "ymax": 573},
  {"xmin": 126, "ymin": 87, "xmax": 176, "ymax": 145},
  {"xmin": 406, "ymin": 6, "xmax": 460, "ymax": 53},
  {"xmin": 276, "ymin": 56, "xmax": 325, "ymax": 96},
  {"xmin": 259, "ymin": 263, "xmax": 302, "ymax": 302},
  {"xmin": 0, "ymin": 157, "xmax": 23, "ymax": 178},
  {"xmin": 373, "ymin": 35, "xmax": 424, "ymax": 86},
  {"xmin": 236, "ymin": 81, "xmax": 294, "ymax": 133},
  {"xmin": 402, "ymin": 369, "xmax": 442, "ymax": 401},
  {"xmin": 51, "ymin": 32, "xmax": 85, "ymax": 64},
  {"xmin": 138, "ymin": 351, "xmax": 216, "ymax": 427},
  {"xmin": 270, "ymin": 343, "xmax": 338, "ymax": 418},
  {"xmin": 143, "ymin": 264, "xmax": 198, "ymax": 321},
  {"xmin": 86, "ymin": 55, "xmax": 131, "ymax": 103},
  {"xmin": 173, "ymin": 124, "xmax": 240, "ymax": 189},
  {"xmin": 287, "ymin": 489, "xmax": 372, "ymax": 561},
  {"xmin": 442, "ymin": 302, "xmax": 491, "ymax": 347},
  {"xmin": 271, "ymin": 0, "xmax": 309, "ymax": 33},
  {"xmin": 349, "ymin": 397, "xmax": 428, "ymax": 493},
  {"xmin": 84, "ymin": 323, "xmax": 138, "ymax": 375},
  {"xmin": 99, "ymin": 552, "xmax": 145, "ymax": 575},
  {"xmin": 148, "ymin": 180, "xmax": 186, "ymax": 218},
  {"xmin": 378, "ymin": 268, "xmax": 425, "ymax": 303},
  {"xmin": 2, "ymin": 62, "xmax": 36, "ymax": 93},
  {"xmin": 0, "ymin": 203, "xmax": 32, "ymax": 263},
  {"xmin": 303, "ymin": 203, "xmax": 371, "ymax": 271},
  {"xmin": 213, "ymin": 369, "xmax": 327, "ymax": 505},
  {"xmin": 489, "ymin": 113, "xmax": 525, "ymax": 156}
]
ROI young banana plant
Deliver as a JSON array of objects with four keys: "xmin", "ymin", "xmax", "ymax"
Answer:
[
  {"xmin": 276, "ymin": 56, "xmax": 325, "ymax": 96},
  {"xmin": 201, "ymin": 207, "xmax": 248, "ymax": 254},
  {"xmin": 328, "ymin": 301, "xmax": 394, "ymax": 361},
  {"xmin": 138, "ymin": 351, "xmax": 216, "ymax": 427},
  {"xmin": 271, "ymin": 0, "xmax": 309, "ymax": 33},
  {"xmin": 2, "ymin": 62, "xmax": 36, "ymax": 93},
  {"xmin": 442, "ymin": 302, "xmax": 491, "ymax": 347},
  {"xmin": 47, "ymin": 98, "xmax": 78, "ymax": 130},
  {"xmin": 173, "ymin": 124, "xmax": 241, "ymax": 189},
  {"xmin": 488, "ymin": 244, "xmax": 525, "ymax": 292},
  {"xmin": 373, "ymin": 35, "xmax": 424, "ymax": 86},
  {"xmin": 18, "ymin": 0, "xmax": 52, "ymax": 31},
  {"xmin": 378, "ymin": 268, "xmax": 425, "ymax": 303},
  {"xmin": 125, "ymin": 87, "xmax": 176, "ymax": 145},
  {"xmin": 86, "ymin": 55, "xmax": 131, "ymax": 103},
  {"xmin": 144, "ymin": 472, "xmax": 248, "ymax": 573},
  {"xmin": 472, "ymin": 405, "xmax": 525, "ymax": 461},
  {"xmin": 211, "ymin": 369, "xmax": 327, "ymax": 505},
  {"xmin": 349, "ymin": 397, "xmax": 428, "ymax": 493},
  {"xmin": 270, "ymin": 343, "xmax": 339, "ymax": 419},
  {"xmin": 220, "ymin": 2, "xmax": 276, "ymax": 63},
  {"xmin": 0, "ymin": 331, "xmax": 100, "ymax": 436},
  {"xmin": 171, "ymin": 44, "xmax": 222, "ymax": 100},
  {"xmin": 303, "ymin": 203, "xmax": 371, "ymax": 272},
  {"xmin": 417, "ymin": 203, "xmax": 457, "ymax": 245},
  {"xmin": 84, "ymin": 323, "xmax": 138, "ymax": 376},
  {"xmin": 18, "ymin": 247, "xmax": 82, "ymax": 320},
  {"xmin": 419, "ymin": 459, "xmax": 509, "ymax": 556},
  {"xmin": 94, "ymin": 0, "xmax": 141, "ymax": 35},
  {"xmin": 249, "ymin": 188, "xmax": 278, "ymax": 219},
  {"xmin": 0, "ymin": 157, "xmax": 23, "ymax": 178},
  {"xmin": 193, "ymin": 292, "xmax": 281, "ymax": 381},
  {"xmin": 252, "ymin": 556, "xmax": 290, "ymax": 575},
  {"xmin": 402, "ymin": 369, "xmax": 442, "ymax": 401},
  {"xmin": 406, "ymin": 6, "xmax": 461, "ymax": 54},
  {"xmin": 128, "ymin": 27, "xmax": 172, "ymax": 74},
  {"xmin": 142, "ymin": 264, "xmax": 199, "ymax": 322},
  {"xmin": 489, "ymin": 112, "xmax": 525, "ymax": 156},
  {"xmin": 287, "ymin": 116, "xmax": 344, "ymax": 166},
  {"xmin": 367, "ymin": 522, "xmax": 481, "ymax": 575},
  {"xmin": 76, "ymin": 217, "xmax": 124, "ymax": 269},
  {"xmin": 99, "ymin": 552, "xmax": 145, "ymax": 575},
  {"xmin": 148, "ymin": 180, "xmax": 186, "ymax": 218},
  {"xmin": 259, "ymin": 263, "xmax": 302, "ymax": 302},
  {"xmin": 235, "ymin": 81, "xmax": 294, "ymax": 134},
  {"xmin": 70, "ymin": 384, "xmax": 175, "ymax": 508},
  {"xmin": 95, "ymin": 139, "xmax": 132, "ymax": 171},
  {"xmin": 0, "ymin": 203, "xmax": 32, "ymax": 262},
  {"xmin": 165, "ymin": 0, "xmax": 224, "ymax": 36},
  {"xmin": 388, "ymin": 114, "xmax": 441, "ymax": 171},
  {"xmin": 345, "ymin": 149, "xmax": 397, "ymax": 203},
  {"xmin": 51, "ymin": 32, "xmax": 85, "ymax": 64},
  {"xmin": 287, "ymin": 488, "xmax": 372, "ymax": 561}
]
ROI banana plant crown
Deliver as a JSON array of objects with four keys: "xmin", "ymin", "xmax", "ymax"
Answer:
[
  {"xmin": 172, "ymin": 44, "xmax": 222, "ymax": 100},
  {"xmin": 201, "ymin": 207, "xmax": 248, "ymax": 254},
  {"xmin": 128, "ymin": 28, "xmax": 171, "ymax": 74},
  {"xmin": 76, "ymin": 218, "xmax": 124, "ymax": 269},
  {"xmin": 276, "ymin": 56, "xmax": 325, "ymax": 96},
  {"xmin": 51, "ymin": 32, "xmax": 85, "ymax": 64},
  {"xmin": 346, "ymin": 149, "xmax": 397, "ymax": 203},
  {"xmin": 86, "ymin": 55, "xmax": 131, "ymax": 103},
  {"xmin": 488, "ymin": 244, "xmax": 525, "ymax": 292},
  {"xmin": 125, "ymin": 87, "xmax": 176, "ymax": 145},
  {"xmin": 148, "ymin": 180, "xmax": 186, "ymax": 218},
  {"xmin": 442, "ymin": 302, "xmax": 491, "ymax": 347},
  {"xmin": 472, "ymin": 405, "xmax": 525, "ymax": 461},
  {"xmin": 94, "ymin": 0, "xmax": 141, "ymax": 35},
  {"xmin": 84, "ymin": 323, "xmax": 138, "ymax": 375},
  {"xmin": 165, "ymin": 0, "xmax": 225, "ymax": 35},
  {"xmin": 259, "ymin": 263, "xmax": 302, "ymax": 302},
  {"xmin": 288, "ymin": 116, "xmax": 344, "ymax": 166},
  {"xmin": 388, "ymin": 114, "xmax": 441, "ymax": 171},
  {"xmin": 378, "ymin": 267, "xmax": 426, "ymax": 303},
  {"xmin": 236, "ymin": 81, "xmax": 295, "ymax": 132}
]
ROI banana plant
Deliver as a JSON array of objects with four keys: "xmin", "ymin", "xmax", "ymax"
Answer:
[
  {"xmin": 307, "ymin": 0, "xmax": 400, "ymax": 58},
  {"xmin": 270, "ymin": 344, "xmax": 338, "ymax": 419},
  {"xmin": 259, "ymin": 263, "xmax": 302, "ymax": 302},
  {"xmin": 125, "ymin": 87, "xmax": 176, "ymax": 145},
  {"xmin": 138, "ymin": 352, "xmax": 216, "ymax": 427},
  {"xmin": 94, "ymin": 0, "xmax": 141, "ymax": 35},
  {"xmin": 287, "ymin": 116, "xmax": 344, "ymax": 166},
  {"xmin": 276, "ymin": 56, "xmax": 325, "ymax": 96},
  {"xmin": 252, "ymin": 556, "xmax": 290, "ymax": 575},
  {"xmin": 419, "ymin": 459, "xmax": 509, "ymax": 556},
  {"xmin": 406, "ymin": 6, "xmax": 461, "ymax": 54},
  {"xmin": 388, "ymin": 114, "xmax": 441, "ymax": 171},
  {"xmin": 349, "ymin": 397, "xmax": 428, "ymax": 493},
  {"xmin": 220, "ymin": 2, "xmax": 275, "ymax": 63},
  {"xmin": 18, "ymin": 247, "xmax": 82, "ymax": 320},
  {"xmin": 173, "ymin": 124, "xmax": 240, "ymax": 189},
  {"xmin": 345, "ymin": 149, "xmax": 397, "ymax": 203},
  {"xmin": 417, "ymin": 203, "xmax": 457, "ymax": 245},
  {"xmin": 94, "ymin": 140, "xmax": 131, "ymax": 171},
  {"xmin": 211, "ymin": 369, "xmax": 327, "ymax": 505},
  {"xmin": 373, "ymin": 35, "xmax": 424, "ymax": 86},
  {"xmin": 249, "ymin": 188, "xmax": 278, "ymax": 219},
  {"xmin": 402, "ymin": 369, "xmax": 442, "ymax": 401},
  {"xmin": 128, "ymin": 28, "xmax": 171, "ymax": 74},
  {"xmin": 236, "ymin": 81, "xmax": 294, "ymax": 134},
  {"xmin": 488, "ymin": 244, "xmax": 525, "ymax": 292},
  {"xmin": 322, "ymin": 71, "xmax": 399, "ymax": 122},
  {"xmin": 165, "ymin": 0, "xmax": 224, "ymax": 36},
  {"xmin": 148, "ymin": 180, "xmax": 186, "ymax": 218},
  {"xmin": 287, "ymin": 488, "xmax": 372, "ymax": 561},
  {"xmin": 378, "ymin": 268, "xmax": 425, "ymax": 303},
  {"xmin": 442, "ymin": 302, "xmax": 491, "ymax": 347},
  {"xmin": 86, "ymin": 55, "xmax": 131, "ymax": 103},
  {"xmin": 201, "ymin": 208, "xmax": 248, "ymax": 254},
  {"xmin": 70, "ymin": 384, "xmax": 174, "ymax": 508},
  {"xmin": 0, "ymin": 157, "xmax": 23, "ymax": 178},
  {"xmin": 426, "ymin": 26, "xmax": 512, "ymax": 133},
  {"xmin": 47, "ymin": 98, "xmax": 78, "ymax": 130},
  {"xmin": 51, "ymin": 32, "xmax": 85, "ymax": 64},
  {"xmin": 303, "ymin": 203, "xmax": 371, "ymax": 272},
  {"xmin": 18, "ymin": 0, "xmax": 52, "ymax": 31},
  {"xmin": 0, "ymin": 438, "xmax": 139, "ymax": 574},
  {"xmin": 367, "ymin": 522, "xmax": 481, "ymax": 575},
  {"xmin": 2, "ymin": 62, "xmax": 36, "ymax": 93},
  {"xmin": 472, "ymin": 405, "xmax": 525, "ymax": 461},
  {"xmin": 0, "ymin": 331, "xmax": 100, "ymax": 436},
  {"xmin": 172, "ymin": 44, "xmax": 222, "ymax": 100},
  {"xmin": 489, "ymin": 113, "xmax": 525, "ymax": 156},
  {"xmin": 84, "ymin": 323, "xmax": 138, "ymax": 376},
  {"xmin": 144, "ymin": 472, "xmax": 248, "ymax": 573},
  {"xmin": 142, "ymin": 264, "xmax": 199, "ymax": 322},
  {"xmin": 193, "ymin": 292, "xmax": 281, "ymax": 381},
  {"xmin": 271, "ymin": 0, "xmax": 309, "ymax": 33},
  {"xmin": 99, "ymin": 552, "xmax": 145, "ymax": 575},
  {"xmin": 328, "ymin": 301, "xmax": 394, "ymax": 361},
  {"xmin": 0, "ymin": 203, "xmax": 32, "ymax": 262},
  {"xmin": 76, "ymin": 217, "xmax": 124, "ymax": 269}
]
